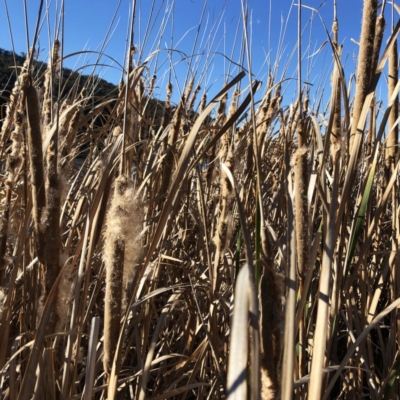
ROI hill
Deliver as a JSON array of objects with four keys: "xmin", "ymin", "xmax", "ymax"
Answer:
[{"xmin": 0, "ymin": 47, "xmax": 118, "ymax": 106}]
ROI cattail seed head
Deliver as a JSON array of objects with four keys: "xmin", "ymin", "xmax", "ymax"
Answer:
[{"xmin": 103, "ymin": 175, "xmax": 143, "ymax": 374}]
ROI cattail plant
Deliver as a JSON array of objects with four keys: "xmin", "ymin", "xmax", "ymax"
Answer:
[
  {"xmin": 187, "ymin": 84, "xmax": 201, "ymax": 112},
  {"xmin": 330, "ymin": 15, "xmax": 342, "ymax": 164},
  {"xmin": 103, "ymin": 175, "xmax": 143, "ymax": 375},
  {"xmin": 161, "ymin": 82, "xmax": 173, "ymax": 131},
  {"xmin": 349, "ymin": 0, "xmax": 377, "ymax": 152},
  {"xmin": 2, "ymin": 1, "xmax": 400, "ymax": 399},
  {"xmin": 366, "ymin": 6, "xmax": 385, "ymax": 158},
  {"xmin": 212, "ymin": 90, "xmax": 238, "ymax": 290},
  {"xmin": 42, "ymin": 125, "xmax": 61, "ymax": 306},
  {"xmin": 386, "ymin": 13, "xmax": 398, "ymax": 179},
  {"xmin": 42, "ymin": 40, "xmax": 60, "ymax": 130},
  {"xmin": 160, "ymin": 94, "xmax": 185, "ymax": 198},
  {"xmin": 25, "ymin": 73, "xmax": 47, "ymax": 266},
  {"xmin": 206, "ymin": 93, "xmax": 228, "ymax": 190},
  {"xmin": 371, "ymin": 6, "xmax": 386, "ymax": 80},
  {"xmin": 199, "ymin": 91, "xmax": 207, "ymax": 113},
  {"xmin": 0, "ymin": 102, "xmax": 25, "ymax": 285},
  {"xmin": 259, "ymin": 261, "xmax": 282, "ymax": 399}
]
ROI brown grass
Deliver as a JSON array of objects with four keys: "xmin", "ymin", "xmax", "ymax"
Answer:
[{"xmin": 1, "ymin": 1, "xmax": 400, "ymax": 399}]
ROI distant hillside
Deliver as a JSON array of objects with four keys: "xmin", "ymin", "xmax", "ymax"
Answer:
[
  {"xmin": 0, "ymin": 48, "xmax": 118, "ymax": 111},
  {"xmin": 0, "ymin": 48, "xmax": 195, "ymax": 135}
]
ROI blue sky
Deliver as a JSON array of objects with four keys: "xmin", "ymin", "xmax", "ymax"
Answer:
[{"xmin": 0, "ymin": 0, "xmax": 393, "ymax": 109}]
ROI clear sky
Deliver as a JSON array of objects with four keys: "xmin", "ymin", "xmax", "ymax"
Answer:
[{"xmin": 0, "ymin": 0, "xmax": 394, "ymax": 109}]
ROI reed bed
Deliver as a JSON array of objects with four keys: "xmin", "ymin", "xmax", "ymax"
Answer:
[{"xmin": 1, "ymin": 0, "xmax": 400, "ymax": 398}]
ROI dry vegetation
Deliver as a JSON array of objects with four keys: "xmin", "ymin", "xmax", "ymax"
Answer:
[{"xmin": 1, "ymin": 0, "xmax": 400, "ymax": 399}]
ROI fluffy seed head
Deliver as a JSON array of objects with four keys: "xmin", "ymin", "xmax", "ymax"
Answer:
[{"xmin": 103, "ymin": 175, "xmax": 144, "ymax": 289}]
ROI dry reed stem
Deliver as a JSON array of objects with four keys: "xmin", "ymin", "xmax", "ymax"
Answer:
[
  {"xmin": 388, "ymin": 36, "xmax": 400, "ymax": 359},
  {"xmin": 2, "ymin": 3, "xmax": 400, "ymax": 398},
  {"xmin": 281, "ymin": 136, "xmax": 297, "ymax": 400}
]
